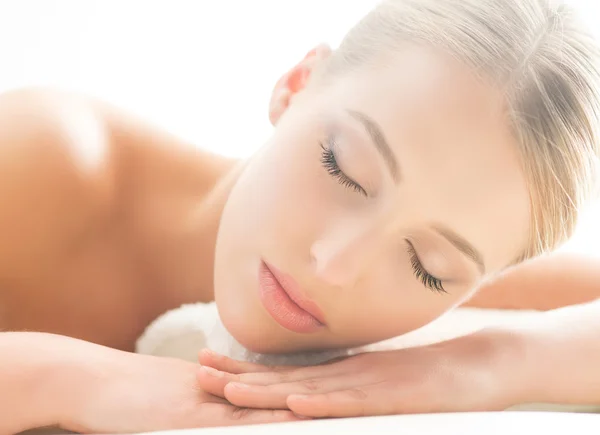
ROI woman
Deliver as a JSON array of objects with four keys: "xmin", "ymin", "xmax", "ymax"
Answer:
[{"xmin": 3, "ymin": 0, "xmax": 600, "ymax": 432}]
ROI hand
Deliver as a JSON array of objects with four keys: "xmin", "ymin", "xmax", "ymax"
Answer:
[
  {"xmin": 55, "ymin": 341, "xmax": 299, "ymax": 433},
  {"xmin": 197, "ymin": 329, "xmax": 531, "ymax": 418}
]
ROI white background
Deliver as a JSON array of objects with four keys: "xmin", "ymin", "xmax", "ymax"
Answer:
[{"xmin": 0, "ymin": 0, "xmax": 598, "ymax": 256}]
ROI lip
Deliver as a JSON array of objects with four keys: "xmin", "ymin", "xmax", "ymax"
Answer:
[{"xmin": 258, "ymin": 261, "xmax": 326, "ymax": 334}]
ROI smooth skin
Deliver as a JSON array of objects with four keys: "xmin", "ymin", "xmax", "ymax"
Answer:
[
  {"xmin": 213, "ymin": 44, "xmax": 532, "ymax": 354},
  {"xmin": 0, "ymin": 44, "xmax": 599, "ymax": 433},
  {"xmin": 198, "ymin": 272, "xmax": 600, "ymax": 417},
  {"xmin": 0, "ymin": 89, "xmax": 299, "ymax": 433},
  {"xmin": 4, "ymin": 333, "xmax": 298, "ymax": 434}
]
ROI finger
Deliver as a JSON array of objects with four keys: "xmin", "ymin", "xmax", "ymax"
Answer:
[
  {"xmin": 197, "ymin": 364, "xmax": 318, "ymax": 398},
  {"xmin": 223, "ymin": 375, "xmax": 366, "ymax": 410},
  {"xmin": 202, "ymin": 403, "xmax": 305, "ymax": 426},
  {"xmin": 199, "ymin": 349, "xmax": 281, "ymax": 374},
  {"xmin": 201, "ymin": 353, "xmax": 358, "ymax": 384},
  {"xmin": 226, "ymin": 407, "xmax": 303, "ymax": 425},
  {"xmin": 199, "ymin": 349, "xmax": 357, "ymax": 376},
  {"xmin": 197, "ymin": 366, "xmax": 240, "ymax": 397},
  {"xmin": 231, "ymin": 365, "xmax": 334, "ymax": 386},
  {"xmin": 227, "ymin": 356, "xmax": 361, "ymax": 387},
  {"xmin": 287, "ymin": 387, "xmax": 396, "ymax": 418}
]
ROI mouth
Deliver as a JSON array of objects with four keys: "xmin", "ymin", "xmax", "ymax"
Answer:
[{"xmin": 258, "ymin": 260, "xmax": 326, "ymax": 334}]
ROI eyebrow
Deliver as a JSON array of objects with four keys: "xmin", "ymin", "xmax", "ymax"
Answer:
[
  {"xmin": 346, "ymin": 109, "xmax": 400, "ymax": 181},
  {"xmin": 345, "ymin": 110, "xmax": 484, "ymax": 273},
  {"xmin": 432, "ymin": 225, "xmax": 486, "ymax": 274}
]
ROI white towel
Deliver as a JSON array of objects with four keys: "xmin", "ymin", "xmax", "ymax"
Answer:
[{"xmin": 136, "ymin": 302, "xmax": 600, "ymax": 413}]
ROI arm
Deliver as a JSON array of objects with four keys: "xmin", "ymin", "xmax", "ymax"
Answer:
[
  {"xmin": 197, "ymin": 292, "xmax": 600, "ymax": 415},
  {"xmin": 196, "ymin": 302, "xmax": 600, "ymax": 415},
  {"xmin": 463, "ymin": 252, "xmax": 600, "ymax": 311},
  {"xmin": 0, "ymin": 87, "xmax": 234, "ymax": 349},
  {"xmin": 0, "ymin": 332, "xmax": 93, "ymax": 433},
  {"xmin": 514, "ymin": 299, "xmax": 600, "ymax": 405},
  {"xmin": 1, "ymin": 331, "xmax": 298, "ymax": 434},
  {"xmin": 0, "ymin": 89, "xmax": 294, "ymax": 433}
]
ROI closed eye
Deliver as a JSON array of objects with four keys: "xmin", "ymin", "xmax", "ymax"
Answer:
[
  {"xmin": 320, "ymin": 139, "xmax": 367, "ymax": 197},
  {"xmin": 406, "ymin": 241, "xmax": 447, "ymax": 294}
]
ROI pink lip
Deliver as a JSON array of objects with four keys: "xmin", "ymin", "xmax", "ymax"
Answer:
[{"xmin": 258, "ymin": 261, "xmax": 326, "ymax": 334}]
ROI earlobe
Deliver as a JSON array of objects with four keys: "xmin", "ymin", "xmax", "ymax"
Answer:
[{"xmin": 268, "ymin": 44, "xmax": 332, "ymax": 126}]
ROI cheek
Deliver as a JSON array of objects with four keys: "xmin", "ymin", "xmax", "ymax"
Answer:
[
  {"xmin": 325, "ymin": 256, "xmax": 460, "ymax": 346},
  {"xmin": 349, "ymin": 294, "xmax": 458, "ymax": 346},
  {"xmin": 214, "ymin": 135, "xmax": 325, "ymax": 329},
  {"xmin": 245, "ymin": 143, "xmax": 332, "ymax": 253}
]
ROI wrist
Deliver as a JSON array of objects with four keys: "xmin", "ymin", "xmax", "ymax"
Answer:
[
  {"xmin": 502, "ymin": 307, "xmax": 600, "ymax": 407},
  {"xmin": 36, "ymin": 334, "xmax": 118, "ymax": 431},
  {"xmin": 33, "ymin": 334, "xmax": 91, "ymax": 429},
  {"xmin": 450, "ymin": 326, "xmax": 537, "ymax": 408},
  {"xmin": 3, "ymin": 332, "xmax": 88, "ymax": 431},
  {"xmin": 468, "ymin": 323, "xmax": 580, "ymax": 407}
]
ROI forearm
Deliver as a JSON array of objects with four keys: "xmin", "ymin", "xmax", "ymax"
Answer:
[
  {"xmin": 464, "ymin": 252, "xmax": 600, "ymax": 311},
  {"xmin": 504, "ymin": 299, "xmax": 600, "ymax": 406},
  {"xmin": 0, "ymin": 332, "xmax": 102, "ymax": 433}
]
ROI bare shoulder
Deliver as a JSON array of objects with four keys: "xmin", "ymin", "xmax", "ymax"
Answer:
[
  {"xmin": 0, "ymin": 86, "xmax": 117, "ymax": 191},
  {"xmin": 0, "ymin": 86, "xmax": 234, "ymax": 294},
  {"xmin": 0, "ymin": 88, "xmax": 122, "ymax": 281}
]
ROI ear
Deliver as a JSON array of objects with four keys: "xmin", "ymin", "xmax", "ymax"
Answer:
[{"xmin": 268, "ymin": 44, "xmax": 332, "ymax": 126}]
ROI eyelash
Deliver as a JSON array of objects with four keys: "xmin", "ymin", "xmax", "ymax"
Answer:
[
  {"xmin": 406, "ymin": 241, "xmax": 447, "ymax": 294},
  {"xmin": 320, "ymin": 141, "xmax": 444, "ymax": 294},
  {"xmin": 320, "ymin": 141, "xmax": 367, "ymax": 197}
]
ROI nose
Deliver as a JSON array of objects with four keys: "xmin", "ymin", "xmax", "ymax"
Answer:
[{"xmin": 310, "ymin": 215, "xmax": 386, "ymax": 288}]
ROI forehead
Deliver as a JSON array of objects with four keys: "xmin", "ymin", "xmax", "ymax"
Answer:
[{"xmin": 321, "ymin": 47, "xmax": 531, "ymax": 271}]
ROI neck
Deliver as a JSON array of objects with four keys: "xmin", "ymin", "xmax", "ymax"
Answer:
[
  {"xmin": 134, "ymin": 156, "xmax": 246, "ymax": 313},
  {"xmin": 187, "ymin": 160, "xmax": 247, "ymax": 301}
]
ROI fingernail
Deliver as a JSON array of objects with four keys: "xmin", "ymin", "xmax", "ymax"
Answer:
[
  {"xmin": 229, "ymin": 382, "xmax": 251, "ymax": 390},
  {"xmin": 202, "ymin": 366, "xmax": 224, "ymax": 377},
  {"xmin": 289, "ymin": 394, "xmax": 309, "ymax": 401},
  {"xmin": 293, "ymin": 413, "xmax": 312, "ymax": 420}
]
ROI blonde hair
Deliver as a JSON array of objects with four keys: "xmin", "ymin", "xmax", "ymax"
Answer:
[{"xmin": 320, "ymin": 0, "xmax": 600, "ymax": 261}]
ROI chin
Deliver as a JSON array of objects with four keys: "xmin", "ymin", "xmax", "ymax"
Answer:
[
  {"xmin": 214, "ymin": 303, "xmax": 271, "ymax": 353},
  {"xmin": 217, "ymin": 309, "xmax": 317, "ymax": 354},
  {"xmin": 239, "ymin": 334, "xmax": 287, "ymax": 354},
  {"xmin": 225, "ymin": 321, "xmax": 285, "ymax": 354}
]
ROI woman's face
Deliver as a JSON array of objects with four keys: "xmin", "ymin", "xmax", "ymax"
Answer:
[{"xmin": 214, "ymin": 45, "xmax": 530, "ymax": 354}]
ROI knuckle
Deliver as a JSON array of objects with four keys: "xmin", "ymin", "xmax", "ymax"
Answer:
[
  {"xmin": 270, "ymin": 371, "xmax": 292, "ymax": 383},
  {"xmin": 345, "ymin": 387, "xmax": 369, "ymax": 401},
  {"xmin": 273, "ymin": 365, "xmax": 292, "ymax": 374},
  {"xmin": 278, "ymin": 371, "xmax": 296, "ymax": 383},
  {"xmin": 300, "ymin": 379, "xmax": 321, "ymax": 392},
  {"xmin": 230, "ymin": 373, "xmax": 242, "ymax": 382},
  {"xmin": 230, "ymin": 406, "xmax": 253, "ymax": 421}
]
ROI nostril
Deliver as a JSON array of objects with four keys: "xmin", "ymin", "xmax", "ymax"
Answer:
[
  {"xmin": 309, "ymin": 240, "xmax": 350, "ymax": 287},
  {"xmin": 309, "ymin": 241, "xmax": 328, "ymax": 275}
]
